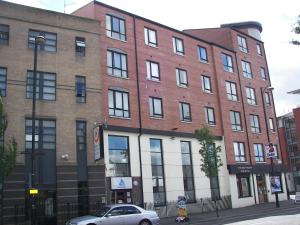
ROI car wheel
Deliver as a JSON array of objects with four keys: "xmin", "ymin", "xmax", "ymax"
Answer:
[{"xmin": 139, "ymin": 219, "xmax": 152, "ymax": 225}]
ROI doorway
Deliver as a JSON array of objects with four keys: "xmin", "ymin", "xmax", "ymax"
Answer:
[
  {"xmin": 111, "ymin": 190, "xmax": 132, "ymax": 204},
  {"xmin": 256, "ymin": 174, "xmax": 268, "ymax": 203}
]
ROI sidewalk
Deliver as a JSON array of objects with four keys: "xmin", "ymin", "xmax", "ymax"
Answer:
[{"xmin": 160, "ymin": 200, "xmax": 300, "ymax": 225}]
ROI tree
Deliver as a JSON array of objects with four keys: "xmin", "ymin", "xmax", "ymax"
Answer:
[
  {"xmin": 195, "ymin": 126, "xmax": 223, "ymax": 216},
  {"xmin": 291, "ymin": 15, "xmax": 300, "ymax": 45}
]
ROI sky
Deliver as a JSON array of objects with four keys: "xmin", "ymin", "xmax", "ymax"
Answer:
[{"xmin": 5, "ymin": 0, "xmax": 300, "ymax": 116}]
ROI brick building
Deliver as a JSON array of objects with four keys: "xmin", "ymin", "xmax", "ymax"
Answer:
[
  {"xmin": 0, "ymin": 0, "xmax": 288, "ymax": 224},
  {"xmin": 278, "ymin": 107, "xmax": 300, "ymax": 192}
]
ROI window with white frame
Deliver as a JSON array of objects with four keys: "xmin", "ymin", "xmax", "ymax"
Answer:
[
  {"xmin": 237, "ymin": 36, "xmax": 248, "ymax": 53},
  {"xmin": 107, "ymin": 50, "xmax": 128, "ymax": 78},
  {"xmin": 254, "ymin": 144, "xmax": 264, "ymax": 162},
  {"xmin": 198, "ymin": 46, "xmax": 208, "ymax": 63},
  {"xmin": 106, "ymin": 14, "xmax": 126, "ymax": 41},
  {"xmin": 242, "ymin": 61, "xmax": 252, "ymax": 78},
  {"xmin": 234, "ymin": 142, "xmax": 246, "ymax": 162},
  {"xmin": 230, "ymin": 111, "xmax": 242, "ymax": 131},
  {"xmin": 246, "ymin": 87, "xmax": 256, "ymax": 105},
  {"xmin": 221, "ymin": 53, "xmax": 233, "ymax": 72},
  {"xmin": 226, "ymin": 81, "xmax": 238, "ymax": 101},
  {"xmin": 205, "ymin": 107, "xmax": 216, "ymax": 125},
  {"xmin": 144, "ymin": 27, "xmax": 157, "ymax": 47},
  {"xmin": 146, "ymin": 61, "xmax": 160, "ymax": 81},
  {"xmin": 256, "ymin": 43, "xmax": 262, "ymax": 56},
  {"xmin": 176, "ymin": 68, "xmax": 188, "ymax": 88},
  {"xmin": 261, "ymin": 67, "xmax": 267, "ymax": 80},
  {"xmin": 179, "ymin": 102, "xmax": 191, "ymax": 122},
  {"xmin": 172, "ymin": 37, "xmax": 184, "ymax": 55},
  {"xmin": 250, "ymin": 114, "xmax": 260, "ymax": 133},
  {"xmin": 108, "ymin": 89, "xmax": 130, "ymax": 118},
  {"xmin": 149, "ymin": 97, "xmax": 163, "ymax": 118},
  {"xmin": 269, "ymin": 118, "xmax": 275, "ymax": 132},
  {"xmin": 201, "ymin": 75, "xmax": 212, "ymax": 93}
]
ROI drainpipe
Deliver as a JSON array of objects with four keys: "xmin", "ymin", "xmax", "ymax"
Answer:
[{"xmin": 133, "ymin": 15, "xmax": 144, "ymax": 207}]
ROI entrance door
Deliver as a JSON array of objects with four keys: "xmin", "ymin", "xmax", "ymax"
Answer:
[
  {"xmin": 111, "ymin": 190, "xmax": 132, "ymax": 204},
  {"xmin": 256, "ymin": 174, "xmax": 268, "ymax": 203}
]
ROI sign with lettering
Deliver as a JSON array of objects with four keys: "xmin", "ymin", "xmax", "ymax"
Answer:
[{"xmin": 111, "ymin": 177, "xmax": 133, "ymax": 190}]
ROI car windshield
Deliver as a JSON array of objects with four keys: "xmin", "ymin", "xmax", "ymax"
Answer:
[{"xmin": 94, "ymin": 206, "xmax": 111, "ymax": 217}]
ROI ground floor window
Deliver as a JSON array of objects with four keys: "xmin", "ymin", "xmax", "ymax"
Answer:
[{"xmin": 236, "ymin": 174, "xmax": 251, "ymax": 198}]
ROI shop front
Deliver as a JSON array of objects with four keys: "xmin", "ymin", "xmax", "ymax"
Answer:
[{"xmin": 110, "ymin": 177, "xmax": 133, "ymax": 204}]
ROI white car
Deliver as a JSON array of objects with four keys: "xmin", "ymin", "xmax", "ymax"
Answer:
[{"xmin": 66, "ymin": 204, "xmax": 160, "ymax": 225}]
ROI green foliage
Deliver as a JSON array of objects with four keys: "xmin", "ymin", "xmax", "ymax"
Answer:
[
  {"xmin": 195, "ymin": 126, "xmax": 223, "ymax": 177},
  {"xmin": 0, "ymin": 97, "xmax": 17, "ymax": 181},
  {"xmin": 291, "ymin": 15, "xmax": 300, "ymax": 45}
]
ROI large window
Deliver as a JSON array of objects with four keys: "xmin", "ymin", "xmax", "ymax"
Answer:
[
  {"xmin": 149, "ymin": 97, "xmax": 163, "ymax": 118},
  {"xmin": 221, "ymin": 53, "xmax": 233, "ymax": 72},
  {"xmin": 107, "ymin": 50, "xmax": 128, "ymax": 78},
  {"xmin": 26, "ymin": 71, "xmax": 56, "ymax": 101},
  {"xmin": 234, "ymin": 142, "xmax": 245, "ymax": 162},
  {"xmin": 75, "ymin": 37, "xmax": 86, "ymax": 56},
  {"xmin": 226, "ymin": 81, "xmax": 238, "ymax": 101},
  {"xmin": 205, "ymin": 107, "xmax": 216, "ymax": 126},
  {"xmin": 108, "ymin": 89, "xmax": 130, "ymax": 118},
  {"xmin": 172, "ymin": 37, "xmax": 184, "ymax": 55},
  {"xmin": 265, "ymin": 92, "xmax": 271, "ymax": 106},
  {"xmin": 237, "ymin": 36, "xmax": 248, "ymax": 53},
  {"xmin": 254, "ymin": 144, "xmax": 264, "ymax": 162},
  {"xmin": 76, "ymin": 121, "xmax": 87, "ymax": 152},
  {"xmin": 230, "ymin": 111, "xmax": 242, "ymax": 131},
  {"xmin": 75, "ymin": 76, "xmax": 86, "ymax": 103},
  {"xmin": 236, "ymin": 174, "xmax": 251, "ymax": 198},
  {"xmin": 176, "ymin": 68, "xmax": 188, "ymax": 88},
  {"xmin": 180, "ymin": 141, "xmax": 195, "ymax": 203},
  {"xmin": 269, "ymin": 118, "xmax": 275, "ymax": 132},
  {"xmin": 28, "ymin": 29, "xmax": 57, "ymax": 52},
  {"xmin": 179, "ymin": 102, "xmax": 192, "ymax": 122},
  {"xmin": 241, "ymin": 61, "xmax": 252, "ymax": 79},
  {"xmin": 106, "ymin": 14, "xmax": 126, "ymax": 41},
  {"xmin": 198, "ymin": 46, "xmax": 208, "ymax": 63},
  {"xmin": 144, "ymin": 27, "xmax": 157, "ymax": 47},
  {"xmin": 201, "ymin": 75, "xmax": 212, "ymax": 93},
  {"xmin": 245, "ymin": 87, "xmax": 256, "ymax": 105},
  {"xmin": 146, "ymin": 61, "xmax": 160, "ymax": 81},
  {"xmin": 150, "ymin": 139, "xmax": 166, "ymax": 206},
  {"xmin": 108, "ymin": 135, "xmax": 130, "ymax": 177},
  {"xmin": 250, "ymin": 114, "xmax": 261, "ymax": 133},
  {"xmin": 0, "ymin": 24, "xmax": 9, "ymax": 45},
  {"xmin": 261, "ymin": 67, "xmax": 267, "ymax": 80},
  {"xmin": 0, "ymin": 67, "xmax": 7, "ymax": 96}
]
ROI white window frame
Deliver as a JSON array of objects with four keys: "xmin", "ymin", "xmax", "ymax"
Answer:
[{"xmin": 144, "ymin": 27, "xmax": 157, "ymax": 47}]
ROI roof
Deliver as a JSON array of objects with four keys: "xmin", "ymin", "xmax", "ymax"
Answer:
[
  {"xmin": 221, "ymin": 21, "xmax": 263, "ymax": 32},
  {"xmin": 287, "ymin": 89, "xmax": 300, "ymax": 94}
]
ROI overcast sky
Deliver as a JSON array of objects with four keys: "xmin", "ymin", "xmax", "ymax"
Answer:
[{"xmin": 6, "ymin": 0, "xmax": 300, "ymax": 116}]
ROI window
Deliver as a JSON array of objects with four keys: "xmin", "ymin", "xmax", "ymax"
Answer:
[
  {"xmin": 25, "ymin": 119, "xmax": 56, "ymax": 152},
  {"xmin": 107, "ymin": 50, "xmax": 128, "ymax": 78},
  {"xmin": 198, "ymin": 46, "xmax": 208, "ymax": 63},
  {"xmin": 179, "ymin": 102, "xmax": 191, "ymax": 122},
  {"xmin": 221, "ymin": 53, "xmax": 233, "ymax": 72},
  {"xmin": 245, "ymin": 87, "xmax": 256, "ymax": 105},
  {"xmin": 75, "ymin": 37, "xmax": 86, "ymax": 56},
  {"xmin": 205, "ymin": 107, "xmax": 216, "ymax": 125},
  {"xmin": 236, "ymin": 175, "xmax": 251, "ymax": 198},
  {"xmin": 28, "ymin": 29, "xmax": 57, "ymax": 52},
  {"xmin": 269, "ymin": 118, "xmax": 275, "ymax": 132},
  {"xmin": 265, "ymin": 92, "xmax": 271, "ymax": 106},
  {"xmin": 230, "ymin": 111, "xmax": 242, "ymax": 131},
  {"xmin": 144, "ymin": 27, "xmax": 157, "ymax": 47},
  {"xmin": 256, "ymin": 43, "xmax": 262, "ymax": 56},
  {"xmin": 0, "ymin": 67, "xmax": 7, "ymax": 96},
  {"xmin": 234, "ymin": 142, "xmax": 246, "ymax": 162},
  {"xmin": 260, "ymin": 67, "xmax": 267, "ymax": 80},
  {"xmin": 149, "ymin": 97, "xmax": 163, "ymax": 118},
  {"xmin": 150, "ymin": 139, "xmax": 166, "ymax": 206},
  {"xmin": 75, "ymin": 76, "xmax": 86, "ymax": 103},
  {"xmin": 76, "ymin": 121, "xmax": 86, "ymax": 152},
  {"xmin": 254, "ymin": 144, "xmax": 264, "ymax": 162},
  {"xmin": 26, "ymin": 71, "xmax": 56, "ymax": 101},
  {"xmin": 237, "ymin": 36, "xmax": 248, "ymax": 53},
  {"xmin": 241, "ymin": 61, "xmax": 252, "ymax": 78},
  {"xmin": 106, "ymin": 14, "xmax": 126, "ymax": 41},
  {"xmin": 172, "ymin": 37, "xmax": 184, "ymax": 55},
  {"xmin": 201, "ymin": 75, "xmax": 212, "ymax": 93},
  {"xmin": 146, "ymin": 61, "xmax": 160, "ymax": 81},
  {"xmin": 108, "ymin": 135, "xmax": 130, "ymax": 177},
  {"xmin": 225, "ymin": 81, "xmax": 238, "ymax": 101},
  {"xmin": 250, "ymin": 114, "xmax": 261, "ymax": 133},
  {"xmin": 0, "ymin": 24, "xmax": 9, "ymax": 45},
  {"xmin": 176, "ymin": 68, "xmax": 188, "ymax": 88},
  {"xmin": 108, "ymin": 89, "xmax": 130, "ymax": 118},
  {"xmin": 181, "ymin": 141, "xmax": 195, "ymax": 203}
]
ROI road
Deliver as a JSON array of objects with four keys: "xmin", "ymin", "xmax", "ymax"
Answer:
[{"xmin": 226, "ymin": 214, "xmax": 300, "ymax": 225}]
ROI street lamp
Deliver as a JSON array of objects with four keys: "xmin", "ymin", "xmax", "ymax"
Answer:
[
  {"xmin": 260, "ymin": 86, "xmax": 280, "ymax": 208},
  {"xmin": 30, "ymin": 35, "xmax": 45, "ymax": 225}
]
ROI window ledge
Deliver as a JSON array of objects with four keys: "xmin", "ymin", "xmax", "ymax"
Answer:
[
  {"xmin": 106, "ymin": 35, "xmax": 127, "ymax": 43},
  {"xmin": 207, "ymin": 123, "xmax": 216, "ymax": 127},
  {"xmin": 181, "ymin": 120, "xmax": 192, "ymax": 124},
  {"xmin": 145, "ymin": 44, "xmax": 158, "ymax": 49},
  {"xmin": 232, "ymin": 129, "xmax": 244, "ymax": 133},
  {"xmin": 255, "ymin": 161, "xmax": 266, "ymax": 164},
  {"xmin": 109, "ymin": 115, "xmax": 131, "ymax": 120},
  {"xmin": 174, "ymin": 52, "xmax": 185, "ymax": 57},
  {"xmin": 108, "ymin": 74, "xmax": 129, "ymax": 80},
  {"xmin": 224, "ymin": 70, "xmax": 234, "ymax": 74},
  {"xmin": 147, "ymin": 78, "xmax": 160, "ymax": 83},
  {"xmin": 235, "ymin": 161, "xmax": 248, "ymax": 164},
  {"xmin": 203, "ymin": 91, "xmax": 213, "ymax": 95},
  {"xmin": 200, "ymin": 60, "xmax": 209, "ymax": 64},
  {"xmin": 177, "ymin": 85, "xmax": 188, "ymax": 89},
  {"xmin": 150, "ymin": 116, "xmax": 163, "ymax": 120}
]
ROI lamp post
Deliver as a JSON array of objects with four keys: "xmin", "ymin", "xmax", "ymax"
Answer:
[
  {"xmin": 30, "ymin": 35, "xmax": 45, "ymax": 225},
  {"xmin": 260, "ymin": 86, "xmax": 280, "ymax": 207}
]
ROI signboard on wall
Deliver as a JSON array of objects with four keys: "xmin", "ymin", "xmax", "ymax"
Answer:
[
  {"xmin": 270, "ymin": 175, "xmax": 282, "ymax": 193},
  {"xmin": 93, "ymin": 126, "xmax": 102, "ymax": 161},
  {"xmin": 111, "ymin": 177, "xmax": 133, "ymax": 190}
]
